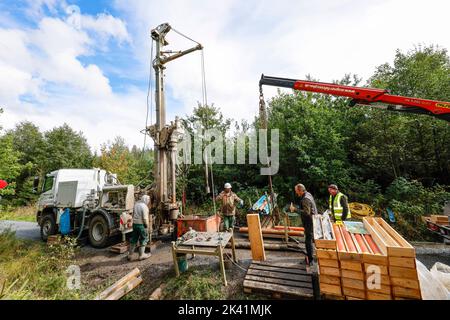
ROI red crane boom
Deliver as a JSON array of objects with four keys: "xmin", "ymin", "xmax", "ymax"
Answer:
[{"xmin": 259, "ymin": 75, "xmax": 450, "ymax": 122}]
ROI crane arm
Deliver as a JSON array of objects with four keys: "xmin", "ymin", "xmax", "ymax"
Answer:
[{"xmin": 260, "ymin": 75, "xmax": 450, "ymax": 122}]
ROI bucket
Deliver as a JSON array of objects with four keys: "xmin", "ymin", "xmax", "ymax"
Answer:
[{"xmin": 177, "ymin": 253, "xmax": 188, "ymax": 272}]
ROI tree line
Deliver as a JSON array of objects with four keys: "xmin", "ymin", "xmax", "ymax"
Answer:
[{"xmin": 1, "ymin": 45, "xmax": 449, "ymax": 240}]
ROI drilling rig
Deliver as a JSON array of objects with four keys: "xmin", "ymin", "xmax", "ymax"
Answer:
[{"xmin": 146, "ymin": 23, "xmax": 203, "ymax": 236}]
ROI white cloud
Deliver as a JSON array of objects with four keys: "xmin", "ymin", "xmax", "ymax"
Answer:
[{"xmin": 1, "ymin": 0, "xmax": 449, "ymax": 153}]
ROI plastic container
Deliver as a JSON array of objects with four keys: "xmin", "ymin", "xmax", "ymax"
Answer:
[{"xmin": 177, "ymin": 253, "xmax": 188, "ymax": 272}]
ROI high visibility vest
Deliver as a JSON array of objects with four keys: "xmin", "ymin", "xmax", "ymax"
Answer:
[{"xmin": 329, "ymin": 192, "xmax": 351, "ymax": 220}]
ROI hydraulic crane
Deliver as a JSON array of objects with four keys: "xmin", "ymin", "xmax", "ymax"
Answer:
[{"xmin": 259, "ymin": 75, "xmax": 450, "ymax": 122}]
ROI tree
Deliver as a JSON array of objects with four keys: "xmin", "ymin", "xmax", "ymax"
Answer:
[
  {"xmin": 358, "ymin": 45, "xmax": 450, "ymax": 185},
  {"xmin": 0, "ymin": 135, "xmax": 23, "ymax": 197},
  {"xmin": 43, "ymin": 123, "xmax": 93, "ymax": 173}
]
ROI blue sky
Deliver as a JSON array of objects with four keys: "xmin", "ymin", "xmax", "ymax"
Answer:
[{"xmin": 0, "ymin": 0, "xmax": 449, "ymax": 150}]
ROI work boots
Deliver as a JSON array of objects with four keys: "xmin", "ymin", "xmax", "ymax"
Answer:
[
  {"xmin": 127, "ymin": 244, "xmax": 136, "ymax": 261},
  {"xmin": 138, "ymin": 246, "xmax": 151, "ymax": 260}
]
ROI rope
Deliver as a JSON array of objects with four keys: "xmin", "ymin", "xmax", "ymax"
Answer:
[
  {"xmin": 349, "ymin": 202, "xmax": 375, "ymax": 219},
  {"xmin": 171, "ymin": 26, "xmax": 217, "ymax": 226},
  {"xmin": 143, "ymin": 38, "xmax": 154, "ymax": 156}
]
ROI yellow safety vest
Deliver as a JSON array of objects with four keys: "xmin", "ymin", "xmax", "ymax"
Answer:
[{"xmin": 329, "ymin": 192, "xmax": 351, "ymax": 220}]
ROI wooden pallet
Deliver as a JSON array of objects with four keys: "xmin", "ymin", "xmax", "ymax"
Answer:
[
  {"xmin": 243, "ymin": 260, "xmax": 314, "ymax": 299},
  {"xmin": 109, "ymin": 240, "xmax": 162, "ymax": 254}
]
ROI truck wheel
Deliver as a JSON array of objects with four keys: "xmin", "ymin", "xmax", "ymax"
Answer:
[
  {"xmin": 88, "ymin": 215, "xmax": 110, "ymax": 248},
  {"xmin": 40, "ymin": 214, "xmax": 57, "ymax": 241}
]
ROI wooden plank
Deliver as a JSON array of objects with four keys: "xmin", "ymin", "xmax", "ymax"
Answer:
[
  {"xmin": 376, "ymin": 218, "xmax": 415, "ymax": 249},
  {"xmin": 365, "ymin": 274, "xmax": 390, "ymax": 285},
  {"xmin": 363, "ymin": 218, "xmax": 388, "ymax": 255},
  {"xmin": 243, "ymin": 280, "xmax": 314, "ymax": 298},
  {"xmin": 387, "ymin": 246, "xmax": 416, "ymax": 258},
  {"xmin": 367, "ymin": 292, "xmax": 392, "ymax": 300},
  {"xmin": 346, "ymin": 296, "xmax": 363, "ymax": 300},
  {"xmin": 95, "ymin": 268, "xmax": 141, "ymax": 300},
  {"xmin": 317, "ymin": 249, "xmax": 338, "ymax": 260},
  {"xmin": 341, "ymin": 278, "xmax": 365, "ymax": 291},
  {"xmin": 338, "ymin": 251, "xmax": 362, "ymax": 261},
  {"xmin": 389, "ymin": 257, "xmax": 416, "ymax": 269},
  {"xmin": 340, "ymin": 260, "xmax": 363, "ymax": 272},
  {"xmin": 315, "ymin": 239, "xmax": 337, "ymax": 250},
  {"xmin": 319, "ymin": 283, "xmax": 342, "ymax": 296},
  {"xmin": 366, "ymin": 218, "xmax": 399, "ymax": 247},
  {"xmin": 245, "ymin": 275, "xmax": 313, "ymax": 289},
  {"xmin": 319, "ymin": 266, "xmax": 340, "ymax": 277},
  {"xmin": 364, "ymin": 263, "xmax": 388, "ymax": 275},
  {"xmin": 322, "ymin": 293, "xmax": 345, "ymax": 300},
  {"xmin": 342, "ymin": 287, "xmax": 366, "ymax": 299},
  {"xmin": 250, "ymin": 264, "xmax": 309, "ymax": 276},
  {"xmin": 341, "ymin": 269, "xmax": 364, "ymax": 281},
  {"xmin": 318, "ymin": 259, "xmax": 339, "ymax": 268},
  {"xmin": 246, "ymin": 268, "xmax": 312, "ymax": 283},
  {"xmin": 319, "ymin": 275, "xmax": 341, "ymax": 286},
  {"xmin": 363, "ymin": 253, "xmax": 388, "ymax": 265},
  {"xmin": 390, "ymin": 277, "xmax": 420, "ymax": 290},
  {"xmin": 247, "ymin": 214, "xmax": 266, "ymax": 261},
  {"xmin": 252, "ymin": 260, "xmax": 307, "ymax": 270},
  {"xmin": 392, "ymin": 286, "xmax": 421, "ymax": 299},
  {"xmin": 366, "ymin": 284, "xmax": 391, "ymax": 295},
  {"xmin": 389, "ymin": 266, "xmax": 418, "ymax": 280},
  {"xmin": 105, "ymin": 276, "xmax": 143, "ymax": 300}
]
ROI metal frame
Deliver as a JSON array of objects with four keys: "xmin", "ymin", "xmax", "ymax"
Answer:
[{"xmin": 171, "ymin": 232, "xmax": 237, "ymax": 286}]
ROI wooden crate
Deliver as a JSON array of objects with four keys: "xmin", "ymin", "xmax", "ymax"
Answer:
[
  {"xmin": 243, "ymin": 261, "xmax": 314, "ymax": 299},
  {"xmin": 364, "ymin": 217, "xmax": 416, "ymax": 258},
  {"xmin": 314, "ymin": 220, "xmax": 337, "ymax": 250},
  {"xmin": 342, "ymin": 277, "xmax": 365, "ymax": 291}
]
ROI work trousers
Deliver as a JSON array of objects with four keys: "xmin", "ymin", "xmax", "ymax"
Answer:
[
  {"xmin": 223, "ymin": 215, "xmax": 236, "ymax": 231},
  {"xmin": 301, "ymin": 212, "xmax": 314, "ymax": 263},
  {"xmin": 130, "ymin": 224, "xmax": 150, "ymax": 247}
]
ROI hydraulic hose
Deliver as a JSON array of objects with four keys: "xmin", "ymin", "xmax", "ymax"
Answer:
[{"xmin": 76, "ymin": 207, "xmax": 87, "ymax": 240}]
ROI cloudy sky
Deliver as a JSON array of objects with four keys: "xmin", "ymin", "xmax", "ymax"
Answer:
[{"xmin": 0, "ymin": 0, "xmax": 449, "ymax": 151}]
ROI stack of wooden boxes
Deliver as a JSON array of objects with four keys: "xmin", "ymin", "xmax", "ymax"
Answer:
[
  {"xmin": 363, "ymin": 217, "xmax": 421, "ymax": 300},
  {"xmin": 314, "ymin": 216, "xmax": 421, "ymax": 300}
]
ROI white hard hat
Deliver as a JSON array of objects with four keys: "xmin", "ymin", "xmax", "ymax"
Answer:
[{"xmin": 224, "ymin": 183, "xmax": 232, "ymax": 189}]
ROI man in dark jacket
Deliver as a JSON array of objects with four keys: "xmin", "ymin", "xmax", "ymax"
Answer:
[{"xmin": 289, "ymin": 183, "xmax": 318, "ymax": 265}]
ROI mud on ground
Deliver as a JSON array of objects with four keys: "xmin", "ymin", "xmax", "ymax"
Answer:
[{"xmin": 75, "ymin": 236, "xmax": 306, "ymax": 300}]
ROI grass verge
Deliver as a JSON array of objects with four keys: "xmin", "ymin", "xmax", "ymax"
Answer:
[
  {"xmin": 0, "ymin": 205, "xmax": 36, "ymax": 222},
  {"xmin": 0, "ymin": 229, "xmax": 93, "ymax": 299}
]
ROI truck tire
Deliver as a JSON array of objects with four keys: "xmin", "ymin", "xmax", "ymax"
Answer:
[
  {"xmin": 40, "ymin": 214, "xmax": 57, "ymax": 241},
  {"xmin": 88, "ymin": 214, "xmax": 110, "ymax": 248}
]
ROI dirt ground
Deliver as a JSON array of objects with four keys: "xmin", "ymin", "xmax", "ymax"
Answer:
[{"xmin": 75, "ymin": 234, "xmax": 307, "ymax": 300}]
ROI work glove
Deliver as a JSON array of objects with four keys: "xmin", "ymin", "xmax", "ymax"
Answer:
[{"xmin": 239, "ymin": 199, "xmax": 244, "ymax": 208}]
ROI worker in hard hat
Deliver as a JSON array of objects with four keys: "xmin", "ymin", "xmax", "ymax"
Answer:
[
  {"xmin": 128, "ymin": 194, "xmax": 151, "ymax": 261},
  {"xmin": 327, "ymin": 184, "xmax": 351, "ymax": 223},
  {"xmin": 289, "ymin": 183, "xmax": 318, "ymax": 266},
  {"xmin": 216, "ymin": 183, "xmax": 244, "ymax": 232}
]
